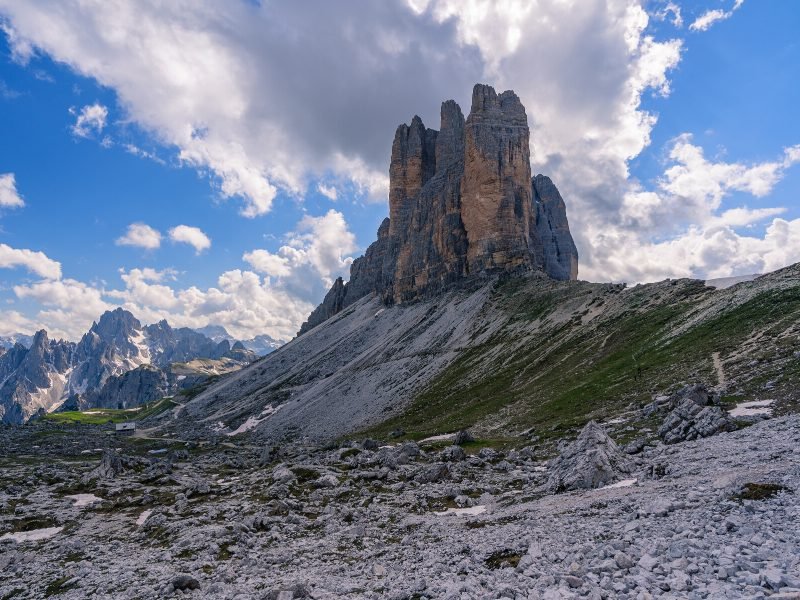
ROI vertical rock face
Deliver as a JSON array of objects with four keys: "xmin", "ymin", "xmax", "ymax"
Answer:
[
  {"xmin": 299, "ymin": 83, "xmax": 579, "ymax": 335},
  {"xmin": 461, "ymin": 85, "xmax": 535, "ymax": 273},
  {"xmin": 533, "ymin": 174, "xmax": 580, "ymax": 281}
]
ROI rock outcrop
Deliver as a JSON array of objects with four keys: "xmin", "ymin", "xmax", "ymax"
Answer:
[
  {"xmin": 546, "ymin": 421, "xmax": 632, "ymax": 492},
  {"xmin": 300, "ymin": 84, "xmax": 578, "ymax": 334}
]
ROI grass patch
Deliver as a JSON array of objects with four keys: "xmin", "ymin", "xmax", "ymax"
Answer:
[
  {"xmin": 44, "ymin": 576, "xmax": 77, "ymax": 597},
  {"xmin": 485, "ymin": 549, "xmax": 523, "ymax": 570},
  {"xmin": 361, "ymin": 278, "xmax": 800, "ymax": 442},
  {"xmin": 733, "ymin": 483, "xmax": 789, "ymax": 501},
  {"xmin": 43, "ymin": 396, "xmax": 173, "ymax": 425}
]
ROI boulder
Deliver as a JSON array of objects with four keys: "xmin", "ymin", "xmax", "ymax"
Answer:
[
  {"xmin": 658, "ymin": 399, "xmax": 736, "ymax": 444},
  {"xmin": 415, "ymin": 463, "xmax": 450, "ymax": 484},
  {"xmin": 546, "ymin": 421, "xmax": 632, "ymax": 492}
]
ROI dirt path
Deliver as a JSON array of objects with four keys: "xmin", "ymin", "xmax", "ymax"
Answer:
[{"xmin": 712, "ymin": 352, "xmax": 726, "ymax": 388}]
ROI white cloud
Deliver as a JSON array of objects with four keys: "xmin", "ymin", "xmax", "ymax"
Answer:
[
  {"xmin": 655, "ymin": 2, "xmax": 683, "ymax": 28},
  {"xmin": 244, "ymin": 208, "xmax": 357, "ymax": 300},
  {"xmin": 689, "ymin": 1, "xmax": 744, "ymax": 32},
  {"xmin": 70, "ymin": 102, "xmax": 108, "ymax": 137},
  {"xmin": 169, "ymin": 224, "xmax": 211, "ymax": 254},
  {"xmin": 242, "ymin": 249, "xmax": 291, "ymax": 278},
  {"xmin": 0, "ymin": 1, "xmax": 482, "ymax": 216},
  {"xmin": 317, "ymin": 182, "xmax": 338, "ymax": 201},
  {"xmin": 583, "ymin": 137, "xmax": 800, "ymax": 282},
  {"xmin": 583, "ymin": 217, "xmax": 800, "ymax": 284},
  {"xmin": 12, "ymin": 277, "xmax": 111, "ymax": 339},
  {"xmin": 0, "ymin": 172, "xmax": 24, "ymax": 208},
  {"xmin": 9, "ymin": 210, "xmax": 358, "ymax": 341},
  {"xmin": 659, "ymin": 136, "xmax": 800, "ymax": 212},
  {"xmin": 0, "ymin": 309, "xmax": 38, "ymax": 337},
  {"xmin": 0, "ymin": 243, "xmax": 61, "ymax": 279},
  {"xmin": 115, "ymin": 222, "xmax": 162, "ymax": 250}
]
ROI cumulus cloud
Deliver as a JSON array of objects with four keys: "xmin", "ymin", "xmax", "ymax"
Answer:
[
  {"xmin": 8, "ymin": 210, "xmax": 357, "ymax": 341},
  {"xmin": 169, "ymin": 225, "xmax": 211, "ymax": 254},
  {"xmin": 689, "ymin": 0, "xmax": 744, "ymax": 32},
  {"xmin": 12, "ymin": 277, "xmax": 111, "ymax": 339},
  {"xmin": 0, "ymin": 309, "xmax": 38, "ymax": 337},
  {"xmin": 70, "ymin": 102, "xmax": 108, "ymax": 137},
  {"xmin": 0, "ymin": 172, "xmax": 24, "ymax": 208},
  {"xmin": 584, "ymin": 137, "xmax": 800, "ymax": 282},
  {"xmin": 0, "ymin": 243, "xmax": 61, "ymax": 279},
  {"xmin": 244, "ymin": 208, "xmax": 357, "ymax": 301},
  {"xmin": 0, "ymin": 1, "xmax": 480, "ymax": 216},
  {"xmin": 317, "ymin": 183, "xmax": 338, "ymax": 201},
  {"xmin": 116, "ymin": 222, "xmax": 162, "ymax": 250},
  {"xmin": 1, "ymin": 0, "xmax": 798, "ymax": 338},
  {"xmin": 655, "ymin": 2, "xmax": 683, "ymax": 28}
]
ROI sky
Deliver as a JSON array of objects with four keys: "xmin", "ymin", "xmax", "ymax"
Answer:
[{"xmin": 0, "ymin": 0, "xmax": 798, "ymax": 342}]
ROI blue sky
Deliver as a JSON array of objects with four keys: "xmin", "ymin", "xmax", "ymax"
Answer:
[{"xmin": 0, "ymin": 0, "xmax": 798, "ymax": 341}]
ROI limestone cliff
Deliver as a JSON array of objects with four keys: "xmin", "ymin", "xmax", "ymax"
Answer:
[{"xmin": 299, "ymin": 83, "xmax": 578, "ymax": 335}]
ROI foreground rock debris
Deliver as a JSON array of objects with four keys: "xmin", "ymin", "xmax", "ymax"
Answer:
[{"xmin": 1, "ymin": 413, "xmax": 799, "ymax": 599}]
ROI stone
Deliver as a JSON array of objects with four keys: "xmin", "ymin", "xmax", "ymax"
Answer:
[
  {"xmin": 299, "ymin": 83, "xmax": 578, "ymax": 334},
  {"xmin": 440, "ymin": 446, "xmax": 466, "ymax": 462},
  {"xmin": 85, "ymin": 449, "xmax": 125, "ymax": 481},
  {"xmin": 546, "ymin": 421, "xmax": 633, "ymax": 492},
  {"xmin": 170, "ymin": 575, "xmax": 200, "ymax": 591},
  {"xmin": 623, "ymin": 438, "xmax": 647, "ymax": 455},
  {"xmin": 415, "ymin": 463, "xmax": 450, "ymax": 483},
  {"xmin": 615, "ymin": 552, "xmax": 635, "ymax": 570},
  {"xmin": 453, "ymin": 430, "xmax": 475, "ymax": 445},
  {"xmin": 659, "ymin": 399, "xmax": 736, "ymax": 444}
]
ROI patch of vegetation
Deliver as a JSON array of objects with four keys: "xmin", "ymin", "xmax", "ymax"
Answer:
[
  {"xmin": 8, "ymin": 516, "xmax": 58, "ymax": 532},
  {"xmin": 43, "ymin": 396, "xmax": 173, "ymax": 425},
  {"xmin": 44, "ymin": 576, "xmax": 77, "ymax": 597},
  {"xmin": 733, "ymin": 483, "xmax": 789, "ymax": 502},
  {"xmin": 178, "ymin": 375, "xmax": 220, "ymax": 400},
  {"xmin": 217, "ymin": 542, "xmax": 233, "ymax": 561},
  {"xmin": 290, "ymin": 466, "xmax": 319, "ymax": 482},
  {"xmin": 485, "ymin": 549, "xmax": 523, "ymax": 570},
  {"xmin": 362, "ymin": 280, "xmax": 800, "ymax": 442},
  {"xmin": 1, "ymin": 589, "xmax": 25, "ymax": 600}
]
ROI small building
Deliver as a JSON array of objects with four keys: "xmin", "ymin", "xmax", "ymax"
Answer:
[{"xmin": 115, "ymin": 422, "xmax": 136, "ymax": 435}]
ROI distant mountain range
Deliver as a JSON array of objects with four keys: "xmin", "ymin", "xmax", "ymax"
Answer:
[
  {"xmin": 194, "ymin": 325, "xmax": 284, "ymax": 356},
  {"xmin": 0, "ymin": 333, "xmax": 34, "ymax": 351},
  {"xmin": 0, "ymin": 308, "xmax": 271, "ymax": 424}
]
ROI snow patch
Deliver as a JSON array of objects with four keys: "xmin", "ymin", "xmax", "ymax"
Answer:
[
  {"xmin": 66, "ymin": 493, "xmax": 103, "ymax": 507},
  {"xmin": 136, "ymin": 509, "xmax": 152, "ymax": 526},
  {"xmin": 729, "ymin": 399, "xmax": 775, "ymax": 418},
  {"xmin": 420, "ymin": 433, "xmax": 456, "ymax": 444},
  {"xmin": 226, "ymin": 404, "xmax": 282, "ymax": 436},
  {"xmin": 1, "ymin": 527, "xmax": 63, "ymax": 543},
  {"xmin": 434, "ymin": 505, "xmax": 487, "ymax": 517},
  {"xmin": 600, "ymin": 478, "xmax": 637, "ymax": 490}
]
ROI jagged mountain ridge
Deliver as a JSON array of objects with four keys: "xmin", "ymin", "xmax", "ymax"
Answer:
[
  {"xmin": 194, "ymin": 325, "xmax": 285, "ymax": 356},
  {"xmin": 172, "ymin": 263, "xmax": 799, "ymax": 443},
  {"xmin": 0, "ymin": 333, "xmax": 34, "ymax": 350},
  {"xmin": 299, "ymin": 84, "xmax": 578, "ymax": 334},
  {"xmin": 0, "ymin": 308, "xmax": 257, "ymax": 424}
]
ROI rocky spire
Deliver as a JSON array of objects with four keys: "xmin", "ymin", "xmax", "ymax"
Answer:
[
  {"xmin": 298, "ymin": 83, "xmax": 579, "ymax": 335},
  {"xmin": 461, "ymin": 84, "xmax": 534, "ymax": 273}
]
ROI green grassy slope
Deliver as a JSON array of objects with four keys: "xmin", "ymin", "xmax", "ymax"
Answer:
[{"xmin": 364, "ymin": 268, "xmax": 800, "ymax": 441}]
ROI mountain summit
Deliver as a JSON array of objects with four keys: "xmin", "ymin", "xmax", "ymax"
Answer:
[{"xmin": 301, "ymin": 84, "xmax": 578, "ymax": 334}]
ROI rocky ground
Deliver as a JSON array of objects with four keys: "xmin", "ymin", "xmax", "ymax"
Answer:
[{"xmin": 1, "ymin": 403, "xmax": 799, "ymax": 599}]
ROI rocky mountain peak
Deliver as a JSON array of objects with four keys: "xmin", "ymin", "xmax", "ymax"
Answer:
[
  {"xmin": 92, "ymin": 308, "xmax": 142, "ymax": 342},
  {"xmin": 299, "ymin": 83, "xmax": 579, "ymax": 334}
]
